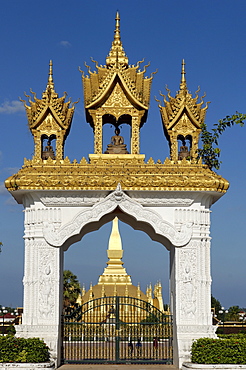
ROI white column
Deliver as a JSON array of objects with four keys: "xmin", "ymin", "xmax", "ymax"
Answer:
[
  {"xmin": 17, "ymin": 234, "xmax": 64, "ymax": 367},
  {"xmin": 170, "ymin": 217, "xmax": 216, "ymax": 368}
]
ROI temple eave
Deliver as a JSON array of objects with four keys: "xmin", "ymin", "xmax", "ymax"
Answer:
[{"xmin": 5, "ymin": 162, "xmax": 229, "ymax": 194}]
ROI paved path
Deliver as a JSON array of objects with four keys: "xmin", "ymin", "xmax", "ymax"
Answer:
[{"xmin": 59, "ymin": 365, "xmax": 178, "ymax": 370}]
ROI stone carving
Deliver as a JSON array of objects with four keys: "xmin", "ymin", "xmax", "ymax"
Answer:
[
  {"xmin": 38, "ymin": 248, "xmax": 56, "ymax": 319},
  {"xmin": 43, "ymin": 184, "xmax": 192, "ymax": 247},
  {"xmin": 25, "ymin": 207, "xmax": 61, "ymax": 225},
  {"xmin": 40, "ymin": 192, "xmax": 105, "ymax": 206},
  {"xmin": 131, "ymin": 192, "xmax": 195, "ymax": 206},
  {"xmin": 179, "ymin": 248, "xmax": 197, "ymax": 320},
  {"xmin": 175, "ymin": 208, "xmax": 211, "ymax": 226}
]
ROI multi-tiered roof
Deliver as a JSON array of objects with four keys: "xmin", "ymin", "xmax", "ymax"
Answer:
[{"xmin": 5, "ymin": 13, "xmax": 229, "ymax": 198}]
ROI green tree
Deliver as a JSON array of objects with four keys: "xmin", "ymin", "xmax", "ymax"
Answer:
[
  {"xmin": 63, "ymin": 270, "xmax": 81, "ymax": 308},
  {"xmin": 211, "ymin": 295, "xmax": 222, "ymax": 316},
  {"xmin": 226, "ymin": 305, "xmax": 240, "ymax": 321},
  {"xmin": 0, "ymin": 242, "xmax": 3, "ymax": 254},
  {"xmin": 197, "ymin": 112, "xmax": 245, "ymax": 170}
]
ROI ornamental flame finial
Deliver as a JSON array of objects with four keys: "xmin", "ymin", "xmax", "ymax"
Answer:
[
  {"xmin": 106, "ymin": 11, "xmax": 128, "ymax": 68},
  {"xmin": 180, "ymin": 59, "xmax": 187, "ymax": 90},
  {"xmin": 48, "ymin": 60, "xmax": 54, "ymax": 87},
  {"xmin": 115, "ymin": 11, "xmax": 120, "ymax": 42}
]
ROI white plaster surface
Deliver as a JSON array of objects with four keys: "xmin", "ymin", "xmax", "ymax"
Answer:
[
  {"xmin": 182, "ymin": 363, "xmax": 246, "ymax": 370},
  {"xmin": 16, "ymin": 185, "xmax": 220, "ymax": 368}
]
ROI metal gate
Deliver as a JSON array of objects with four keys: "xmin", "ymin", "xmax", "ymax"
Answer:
[{"xmin": 61, "ymin": 296, "xmax": 173, "ymax": 364}]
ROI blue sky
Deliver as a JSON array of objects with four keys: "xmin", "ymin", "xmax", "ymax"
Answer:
[{"xmin": 0, "ymin": 0, "xmax": 245, "ymax": 309}]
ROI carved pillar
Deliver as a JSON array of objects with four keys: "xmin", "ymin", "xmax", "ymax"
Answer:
[
  {"xmin": 170, "ymin": 206, "xmax": 215, "ymax": 368},
  {"xmin": 34, "ymin": 133, "xmax": 42, "ymax": 159},
  {"xmin": 170, "ymin": 238, "xmax": 215, "ymax": 367},
  {"xmin": 170, "ymin": 133, "xmax": 178, "ymax": 161},
  {"xmin": 131, "ymin": 116, "xmax": 140, "ymax": 154},
  {"xmin": 16, "ymin": 205, "xmax": 64, "ymax": 367},
  {"xmin": 94, "ymin": 113, "xmax": 103, "ymax": 154},
  {"xmin": 56, "ymin": 135, "xmax": 63, "ymax": 160}
]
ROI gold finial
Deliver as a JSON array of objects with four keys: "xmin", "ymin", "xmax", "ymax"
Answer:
[
  {"xmin": 114, "ymin": 11, "xmax": 120, "ymax": 42},
  {"xmin": 49, "ymin": 60, "xmax": 53, "ymax": 82},
  {"xmin": 47, "ymin": 60, "xmax": 54, "ymax": 90},
  {"xmin": 181, "ymin": 59, "xmax": 186, "ymax": 83},
  {"xmin": 180, "ymin": 59, "xmax": 187, "ymax": 91},
  {"xmin": 106, "ymin": 11, "xmax": 128, "ymax": 67}
]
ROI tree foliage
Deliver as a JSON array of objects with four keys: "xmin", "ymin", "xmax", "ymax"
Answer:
[
  {"xmin": 197, "ymin": 112, "xmax": 246, "ymax": 170},
  {"xmin": 63, "ymin": 270, "xmax": 81, "ymax": 308},
  {"xmin": 226, "ymin": 305, "xmax": 240, "ymax": 321},
  {"xmin": 0, "ymin": 242, "xmax": 2, "ymax": 254},
  {"xmin": 211, "ymin": 295, "xmax": 222, "ymax": 316}
]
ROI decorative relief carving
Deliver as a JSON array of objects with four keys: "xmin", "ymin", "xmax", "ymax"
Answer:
[
  {"xmin": 175, "ymin": 208, "xmax": 210, "ymax": 226},
  {"xmin": 177, "ymin": 324, "xmax": 216, "ymax": 335},
  {"xmin": 103, "ymin": 84, "xmax": 133, "ymax": 109},
  {"xmin": 131, "ymin": 192, "xmax": 194, "ymax": 206},
  {"xmin": 40, "ymin": 192, "xmax": 106, "ymax": 206},
  {"xmin": 5, "ymin": 154, "xmax": 229, "ymax": 193},
  {"xmin": 38, "ymin": 247, "xmax": 56, "ymax": 319},
  {"xmin": 43, "ymin": 184, "xmax": 192, "ymax": 247},
  {"xmin": 179, "ymin": 248, "xmax": 197, "ymax": 320},
  {"xmin": 25, "ymin": 208, "xmax": 61, "ymax": 225}
]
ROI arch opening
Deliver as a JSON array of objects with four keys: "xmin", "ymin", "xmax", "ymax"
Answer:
[
  {"xmin": 62, "ymin": 207, "xmax": 172, "ymax": 252},
  {"xmin": 103, "ymin": 114, "xmax": 131, "ymax": 153},
  {"xmin": 64, "ymin": 217, "xmax": 170, "ymax": 307},
  {"xmin": 177, "ymin": 134, "xmax": 192, "ymax": 160},
  {"xmin": 41, "ymin": 134, "xmax": 56, "ymax": 159}
]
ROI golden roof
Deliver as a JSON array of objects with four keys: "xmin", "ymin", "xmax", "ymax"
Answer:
[
  {"xmin": 159, "ymin": 60, "xmax": 209, "ymax": 130},
  {"xmin": 5, "ymin": 155, "xmax": 229, "ymax": 193},
  {"xmin": 22, "ymin": 61, "xmax": 75, "ymax": 136},
  {"xmin": 82, "ymin": 12, "xmax": 154, "ymax": 117},
  {"xmin": 4, "ymin": 17, "xmax": 229, "ymax": 197}
]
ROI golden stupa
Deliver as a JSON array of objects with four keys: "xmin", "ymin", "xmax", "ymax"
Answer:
[{"xmin": 77, "ymin": 217, "xmax": 164, "ymax": 313}]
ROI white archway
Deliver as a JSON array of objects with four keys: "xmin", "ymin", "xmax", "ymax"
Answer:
[{"xmin": 16, "ymin": 184, "xmax": 216, "ymax": 368}]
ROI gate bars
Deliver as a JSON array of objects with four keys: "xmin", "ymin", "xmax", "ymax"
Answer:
[{"xmin": 62, "ymin": 296, "xmax": 173, "ymax": 364}]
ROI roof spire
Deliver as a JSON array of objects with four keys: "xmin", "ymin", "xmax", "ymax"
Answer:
[
  {"xmin": 47, "ymin": 60, "xmax": 54, "ymax": 90},
  {"xmin": 114, "ymin": 11, "xmax": 120, "ymax": 42},
  {"xmin": 180, "ymin": 59, "xmax": 187, "ymax": 91},
  {"xmin": 106, "ymin": 12, "xmax": 128, "ymax": 68}
]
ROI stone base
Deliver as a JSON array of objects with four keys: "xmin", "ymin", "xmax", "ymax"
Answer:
[
  {"xmin": 182, "ymin": 363, "xmax": 246, "ymax": 370},
  {"xmin": 0, "ymin": 363, "xmax": 54, "ymax": 370},
  {"xmin": 15, "ymin": 325, "xmax": 60, "ymax": 368}
]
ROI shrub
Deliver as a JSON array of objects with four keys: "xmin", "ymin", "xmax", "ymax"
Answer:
[
  {"xmin": 0, "ymin": 336, "xmax": 50, "ymax": 363},
  {"xmin": 191, "ymin": 337, "xmax": 246, "ymax": 364}
]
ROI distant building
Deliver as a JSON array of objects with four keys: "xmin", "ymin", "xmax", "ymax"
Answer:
[{"xmin": 76, "ymin": 217, "xmax": 165, "ymax": 317}]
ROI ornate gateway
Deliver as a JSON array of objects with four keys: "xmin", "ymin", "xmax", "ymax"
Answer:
[
  {"xmin": 5, "ymin": 11, "xmax": 228, "ymax": 369},
  {"xmin": 62, "ymin": 297, "xmax": 172, "ymax": 364}
]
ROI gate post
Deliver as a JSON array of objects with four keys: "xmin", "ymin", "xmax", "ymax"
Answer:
[
  {"xmin": 16, "ymin": 236, "xmax": 64, "ymax": 367},
  {"xmin": 170, "ymin": 238, "xmax": 216, "ymax": 368}
]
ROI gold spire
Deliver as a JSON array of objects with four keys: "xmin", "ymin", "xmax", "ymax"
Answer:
[
  {"xmin": 106, "ymin": 11, "xmax": 128, "ymax": 68},
  {"xmin": 108, "ymin": 216, "xmax": 122, "ymax": 254},
  {"xmin": 98, "ymin": 217, "xmax": 132, "ymax": 285},
  {"xmin": 48, "ymin": 60, "xmax": 54, "ymax": 88},
  {"xmin": 180, "ymin": 59, "xmax": 187, "ymax": 91},
  {"xmin": 43, "ymin": 60, "xmax": 56, "ymax": 101}
]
